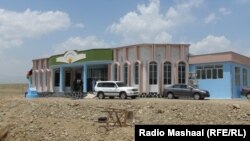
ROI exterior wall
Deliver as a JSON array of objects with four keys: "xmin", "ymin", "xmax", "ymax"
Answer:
[
  {"xmin": 190, "ymin": 61, "xmax": 250, "ymax": 99},
  {"xmin": 189, "ymin": 62, "xmax": 232, "ymax": 99},
  {"xmin": 231, "ymin": 63, "xmax": 250, "ymax": 98},
  {"xmin": 32, "ymin": 58, "xmax": 50, "ymax": 93},
  {"xmin": 112, "ymin": 44, "xmax": 190, "ymax": 95}
]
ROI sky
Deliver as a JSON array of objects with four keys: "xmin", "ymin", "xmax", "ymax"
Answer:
[{"xmin": 0, "ymin": 0, "xmax": 249, "ymax": 83}]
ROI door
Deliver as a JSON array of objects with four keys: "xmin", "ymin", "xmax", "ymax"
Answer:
[{"xmin": 180, "ymin": 84, "xmax": 192, "ymax": 97}]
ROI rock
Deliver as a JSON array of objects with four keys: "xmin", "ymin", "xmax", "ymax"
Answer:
[
  {"xmin": 232, "ymin": 104, "xmax": 240, "ymax": 109},
  {"xmin": 156, "ymin": 109, "xmax": 164, "ymax": 114},
  {"xmin": 81, "ymin": 116, "xmax": 86, "ymax": 119},
  {"xmin": 0, "ymin": 125, "xmax": 10, "ymax": 140}
]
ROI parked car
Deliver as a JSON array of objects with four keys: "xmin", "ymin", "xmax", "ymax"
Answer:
[
  {"xmin": 163, "ymin": 84, "xmax": 210, "ymax": 100},
  {"xmin": 94, "ymin": 81, "xmax": 139, "ymax": 99},
  {"xmin": 241, "ymin": 87, "xmax": 250, "ymax": 99}
]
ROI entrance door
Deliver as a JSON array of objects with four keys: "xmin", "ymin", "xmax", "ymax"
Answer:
[{"xmin": 73, "ymin": 70, "xmax": 82, "ymax": 92}]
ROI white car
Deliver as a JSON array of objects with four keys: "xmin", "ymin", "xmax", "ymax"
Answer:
[{"xmin": 94, "ymin": 81, "xmax": 139, "ymax": 99}]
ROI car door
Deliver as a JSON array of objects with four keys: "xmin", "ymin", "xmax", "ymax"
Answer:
[
  {"xmin": 104, "ymin": 82, "xmax": 116, "ymax": 96},
  {"xmin": 180, "ymin": 84, "xmax": 192, "ymax": 97},
  {"xmin": 108, "ymin": 82, "xmax": 117, "ymax": 96},
  {"xmin": 172, "ymin": 84, "xmax": 182, "ymax": 97}
]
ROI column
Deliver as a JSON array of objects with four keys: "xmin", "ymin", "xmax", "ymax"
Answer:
[
  {"xmin": 50, "ymin": 68, "xmax": 54, "ymax": 92},
  {"xmin": 142, "ymin": 61, "xmax": 147, "ymax": 93},
  {"xmin": 32, "ymin": 70, "xmax": 35, "ymax": 88},
  {"xmin": 59, "ymin": 67, "xmax": 64, "ymax": 93},
  {"xmin": 83, "ymin": 64, "xmax": 87, "ymax": 93}
]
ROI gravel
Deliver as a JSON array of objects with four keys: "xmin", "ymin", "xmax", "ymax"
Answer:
[{"xmin": 1, "ymin": 96, "xmax": 250, "ymax": 140}]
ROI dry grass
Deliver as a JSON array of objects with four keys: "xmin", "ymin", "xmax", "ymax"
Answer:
[{"xmin": 0, "ymin": 83, "xmax": 27, "ymax": 97}]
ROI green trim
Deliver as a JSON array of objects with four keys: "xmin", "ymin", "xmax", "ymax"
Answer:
[{"xmin": 49, "ymin": 49, "xmax": 113, "ymax": 66}]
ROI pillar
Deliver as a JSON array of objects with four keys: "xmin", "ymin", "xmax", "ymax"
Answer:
[
  {"xmin": 59, "ymin": 67, "xmax": 64, "ymax": 93},
  {"xmin": 50, "ymin": 68, "xmax": 54, "ymax": 92},
  {"xmin": 142, "ymin": 61, "xmax": 147, "ymax": 93},
  {"xmin": 83, "ymin": 64, "xmax": 87, "ymax": 93}
]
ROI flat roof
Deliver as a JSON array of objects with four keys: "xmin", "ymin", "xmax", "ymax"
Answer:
[
  {"xmin": 189, "ymin": 51, "xmax": 250, "ymax": 66},
  {"xmin": 114, "ymin": 43, "xmax": 190, "ymax": 49}
]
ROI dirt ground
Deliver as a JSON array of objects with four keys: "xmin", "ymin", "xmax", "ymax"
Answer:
[{"xmin": 1, "ymin": 85, "xmax": 250, "ymax": 141}]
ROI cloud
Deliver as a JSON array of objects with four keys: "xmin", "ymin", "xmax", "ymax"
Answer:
[
  {"xmin": 0, "ymin": 8, "xmax": 70, "ymax": 49},
  {"xmin": 108, "ymin": 0, "xmax": 203, "ymax": 44},
  {"xmin": 190, "ymin": 35, "xmax": 232, "ymax": 54},
  {"xmin": 204, "ymin": 13, "xmax": 216, "ymax": 24},
  {"xmin": 75, "ymin": 23, "xmax": 85, "ymax": 28},
  {"xmin": 53, "ymin": 36, "xmax": 110, "ymax": 54},
  {"xmin": 219, "ymin": 8, "xmax": 231, "ymax": 15}
]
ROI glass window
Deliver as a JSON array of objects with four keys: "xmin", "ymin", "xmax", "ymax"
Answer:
[
  {"xmin": 218, "ymin": 68, "xmax": 223, "ymax": 79},
  {"xmin": 243, "ymin": 68, "xmax": 248, "ymax": 86},
  {"xmin": 116, "ymin": 82, "xmax": 127, "ymax": 87},
  {"xmin": 97, "ymin": 83, "xmax": 103, "ymax": 87},
  {"xmin": 201, "ymin": 70, "xmax": 205, "ymax": 79},
  {"xmin": 124, "ymin": 63, "xmax": 128, "ymax": 85},
  {"xmin": 55, "ymin": 70, "xmax": 60, "ymax": 87},
  {"xmin": 235, "ymin": 67, "xmax": 240, "ymax": 86},
  {"xmin": 173, "ymin": 84, "xmax": 181, "ymax": 88},
  {"xmin": 149, "ymin": 62, "xmax": 157, "ymax": 84},
  {"xmin": 65, "ymin": 72, "xmax": 71, "ymax": 87},
  {"xmin": 196, "ymin": 69, "xmax": 201, "ymax": 79},
  {"xmin": 164, "ymin": 62, "xmax": 171, "ymax": 85},
  {"xmin": 134, "ymin": 62, "xmax": 139, "ymax": 85},
  {"xmin": 212, "ymin": 69, "xmax": 217, "ymax": 79},
  {"xmin": 206, "ymin": 69, "xmax": 212, "ymax": 79},
  {"xmin": 196, "ymin": 64, "xmax": 223, "ymax": 80},
  {"xmin": 103, "ymin": 82, "xmax": 116, "ymax": 87},
  {"xmin": 178, "ymin": 62, "xmax": 186, "ymax": 84},
  {"xmin": 114, "ymin": 64, "xmax": 118, "ymax": 81}
]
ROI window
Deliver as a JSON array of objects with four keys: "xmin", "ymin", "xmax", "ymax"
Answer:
[
  {"xmin": 114, "ymin": 64, "xmax": 118, "ymax": 81},
  {"xmin": 149, "ymin": 62, "xmax": 157, "ymax": 84},
  {"xmin": 235, "ymin": 67, "xmax": 241, "ymax": 86},
  {"xmin": 134, "ymin": 62, "xmax": 139, "ymax": 85},
  {"xmin": 243, "ymin": 68, "xmax": 248, "ymax": 86},
  {"xmin": 103, "ymin": 82, "xmax": 116, "ymax": 87},
  {"xmin": 196, "ymin": 66, "xmax": 202, "ymax": 79},
  {"xmin": 178, "ymin": 62, "xmax": 186, "ymax": 84},
  {"xmin": 124, "ymin": 63, "xmax": 128, "ymax": 85},
  {"xmin": 195, "ymin": 64, "xmax": 223, "ymax": 80},
  {"xmin": 216, "ymin": 64, "xmax": 223, "ymax": 79},
  {"xmin": 65, "ymin": 72, "xmax": 71, "ymax": 87},
  {"xmin": 55, "ymin": 70, "xmax": 60, "ymax": 87},
  {"xmin": 164, "ymin": 62, "xmax": 171, "ymax": 84},
  {"xmin": 173, "ymin": 84, "xmax": 181, "ymax": 88}
]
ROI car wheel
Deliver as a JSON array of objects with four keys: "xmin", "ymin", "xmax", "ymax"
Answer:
[
  {"xmin": 167, "ymin": 93, "xmax": 174, "ymax": 99},
  {"xmin": 247, "ymin": 93, "xmax": 250, "ymax": 100},
  {"xmin": 98, "ymin": 92, "xmax": 105, "ymax": 99},
  {"xmin": 120, "ymin": 92, "xmax": 127, "ymax": 99},
  {"xmin": 194, "ymin": 93, "xmax": 200, "ymax": 100}
]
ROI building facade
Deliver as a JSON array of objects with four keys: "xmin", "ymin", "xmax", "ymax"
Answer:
[
  {"xmin": 111, "ymin": 44, "xmax": 189, "ymax": 94},
  {"xmin": 30, "ymin": 44, "xmax": 250, "ymax": 99},
  {"xmin": 189, "ymin": 52, "xmax": 250, "ymax": 99},
  {"xmin": 31, "ymin": 43, "xmax": 190, "ymax": 95}
]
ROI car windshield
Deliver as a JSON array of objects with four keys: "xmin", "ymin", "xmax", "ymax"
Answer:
[{"xmin": 116, "ymin": 82, "xmax": 127, "ymax": 87}]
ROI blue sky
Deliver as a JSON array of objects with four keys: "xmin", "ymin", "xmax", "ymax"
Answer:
[{"xmin": 0, "ymin": 0, "xmax": 249, "ymax": 83}]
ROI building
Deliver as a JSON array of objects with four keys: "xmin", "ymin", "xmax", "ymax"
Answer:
[
  {"xmin": 189, "ymin": 52, "xmax": 250, "ymax": 99},
  {"xmin": 31, "ymin": 43, "xmax": 190, "ymax": 95},
  {"xmin": 111, "ymin": 44, "xmax": 189, "ymax": 94},
  {"xmin": 29, "ymin": 44, "xmax": 250, "ymax": 99},
  {"xmin": 32, "ymin": 49, "xmax": 113, "ymax": 95}
]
